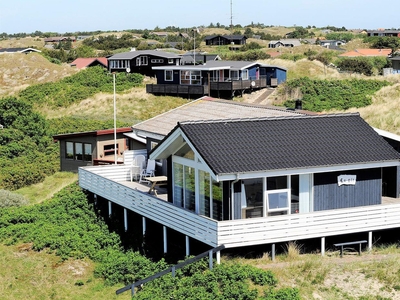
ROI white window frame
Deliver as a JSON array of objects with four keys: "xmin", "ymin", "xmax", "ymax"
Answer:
[
  {"xmin": 230, "ymin": 70, "xmax": 239, "ymax": 80},
  {"xmin": 242, "ymin": 69, "xmax": 249, "ymax": 80},
  {"xmin": 136, "ymin": 56, "xmax": 148, "ymax": 66},
  {"xmin": 165, "ymin": 70, "xmax": 173, "ymax": 81}
]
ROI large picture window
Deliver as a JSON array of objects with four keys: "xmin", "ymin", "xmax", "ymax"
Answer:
[
  {"xmin": 173, "ymin": 162, "xmax": 222, "ymax": 220},
  {"xmin": 65, "ymin": 142, "xmax": 92, "ymax": 162},
  {"xmin": 180, "ymin": 70, "xmax": 201, "ymax": 85}
]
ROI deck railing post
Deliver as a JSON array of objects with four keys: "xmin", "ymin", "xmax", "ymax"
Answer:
[
  {"xmin": 271, "ymin": 243, "xmax": 275, "ymax": 261},
  {"xmin": 368, "ymin": 231, "xmax": 372, "ymax": 251},
  {"xmin": 131, "ymin": 284, "xmax": 135, "ymax": 296}
]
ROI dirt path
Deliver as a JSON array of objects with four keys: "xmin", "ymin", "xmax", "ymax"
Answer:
[{"xmin": 255, "ymin": 252, "xmax": 400, "ymax": 299}]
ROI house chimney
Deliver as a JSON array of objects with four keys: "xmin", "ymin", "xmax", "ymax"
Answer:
[
  {"xmin": 295, "ymin": 99, "xmax": 302, "ymax": 110},
  {"xmin": 130, "ymin": 47, "xmax": 136, "ymax": 52}
]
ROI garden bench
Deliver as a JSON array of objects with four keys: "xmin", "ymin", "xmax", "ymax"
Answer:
[{"xmin": 334, "ymin": 240, "xmax": 367, "ymax": 258}]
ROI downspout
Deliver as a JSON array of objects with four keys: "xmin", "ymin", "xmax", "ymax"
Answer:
[{"xmin": 230, "ymin": 174, "xmax": 240, "ymax": 220}]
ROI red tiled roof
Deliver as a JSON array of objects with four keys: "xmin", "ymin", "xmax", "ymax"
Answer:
[{"xmin": 70, "ymin": 57, "xmax": 108, "ymax": 69}]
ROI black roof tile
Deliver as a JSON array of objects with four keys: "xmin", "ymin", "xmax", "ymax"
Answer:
[{"xmin": 178, "ymin": 114, "xmax": 400, "ymax": 175}]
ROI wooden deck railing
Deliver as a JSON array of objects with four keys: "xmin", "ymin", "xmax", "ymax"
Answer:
[
  {"xmin": 79, "ymin": 165, "xmax": 218, "ymax": 246},
  {"xmin": 79, "ymin": 165, "xmax": 400, "ymax": 249}
]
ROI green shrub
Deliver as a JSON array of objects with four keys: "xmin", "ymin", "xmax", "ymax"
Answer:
[
  {"xmin": 282, "ymin": 77, "xmax": 390, "ymax": 112},
  {"xmin": 262, "ymin": 287, "xmax": 301, "ymax": 300},
  {"xmin": 19, "ymin": 66, "xmax": 144, "ymax": 108},
  {"xmin": 0, "ymin": 189, "xmax": 28, "ymax": 208}
]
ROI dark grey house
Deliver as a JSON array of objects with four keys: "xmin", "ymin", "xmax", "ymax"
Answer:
[
  {"xmin": 108, "ymin": 49, "xmax": 181, "ymax": 77},
  {"xmin": 204, "ymin": 35, "xmax": 247, "ymax": 46},
  {"xmin": 147, "ymin": 60, "xmax": 287, "ymax": 99},
  {"xmin": 367, "ymin": 30, "xmax": 400, "ymax": 37},
  {"xmin": 79, "ymin": 108, "xmax": 400, "ymax": 260},
  {"xmin": 151, "ymin": 113, "xmax": 400, "ymax": 219},
  {"xmin": 179, "ymin": 51, "xmax": 221, "ymax": 65}
]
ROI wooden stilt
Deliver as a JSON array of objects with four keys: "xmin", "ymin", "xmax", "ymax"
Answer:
[
  {"xmin": 163, "ymin": 226, "xmax": 167, "ymax": 254},
  {"xmin": 185, "ymin": 236, "xmax": 190, "ymax": 257},
  {"xmin": 124, "ymin": 208, "xmax": 128, "ymax": 232},
  {"xmin": 271, "ymin": 244, "xmax": 275, "ymax": 261}
]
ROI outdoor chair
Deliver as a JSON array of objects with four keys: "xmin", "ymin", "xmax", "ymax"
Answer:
[
  {"xmin": 139, "ymin": 159, "xmax": 156, "ymax": 184},
  {"xmin": 130, "ymin": 155, "xmax": 146, "ymax": 181}
]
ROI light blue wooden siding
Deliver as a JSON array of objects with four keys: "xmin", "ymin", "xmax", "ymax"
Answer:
[
  {"xmin": 313, "ymin": 168, "xmax": 381, "ymax": 211},
  {"xmin": 275, "ymin": 68, "xmax": 287, "ymax": 84}
]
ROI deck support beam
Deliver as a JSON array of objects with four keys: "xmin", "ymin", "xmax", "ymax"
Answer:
[
  {"xmin": 209, "ymin": 250, "xmax": 213, "ymax": 270},
  {"xmin": 368, "ymin": 231, "xmax": 373, "ymax": 251},
  {"xmin": 321, "ymin": 237, "xmax": 325, "ymax": 256},
  {"xmin": 185, "ymin": 236, "xmax": 190, "ymax": 257},
  {"xmin": 142, "ymin": 217, "xmax": 146, "ymax": 236},
  {"xmin": 108, "ymin": 201, "xmax": 112, "ymax": 218},
  {"xmin": 163, "ymin": 226, "xmax": 167, "ymax": 254},
  {"xmin": 271, "ymin": 243, "xmax": 275, "ymax": 261},
  {"xmin": 216, "ymin": 251, "xmax": 221, "ymax": 264},
  {"xmin": 124, "ymin": 208, "xmax": 128, "ymax": 232}
]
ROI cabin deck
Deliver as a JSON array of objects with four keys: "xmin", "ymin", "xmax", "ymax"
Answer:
[{"xmin": 79, "ymin": 164, "xmax": 400, "ymax": 249}]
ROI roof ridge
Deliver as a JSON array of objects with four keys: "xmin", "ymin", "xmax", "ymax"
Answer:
[{"xmin": 178, "ymin": 112, "xmax": 360, "ymax": 125}]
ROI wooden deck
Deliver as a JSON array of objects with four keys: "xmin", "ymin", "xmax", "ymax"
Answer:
[
  {"xmin": 79, "ymin": 164, "xmax": 400, "ymax": 249},
  {"xmin": 146, "ymin": 78, "xmax": 268, "ymax": 97}
]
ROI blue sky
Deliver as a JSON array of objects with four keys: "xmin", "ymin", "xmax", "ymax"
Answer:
[{"xmin": 1, "ymin": 0, "xmax": 399, "ymax": 34}]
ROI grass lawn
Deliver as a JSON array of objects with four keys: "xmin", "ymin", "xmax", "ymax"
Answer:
[
  {"xmin": 0, "ymin": 244, "xmax": 120, "ymax": 300},
  {"xmin": 15, "ymin": 172, "xmax": 78, "ymax": 205}
]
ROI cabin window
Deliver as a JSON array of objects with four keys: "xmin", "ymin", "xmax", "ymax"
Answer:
[
  {"xmin": 173, "ymin": 163, "xmax": 184, "ymax": 208},
  {"xmin": 165, "ymin": 70, "xmax": 173, "ymax": 81},
  {"xmin": 242, "ymin": 69, "xmax": 249, "ymax": 80},
  {"xmin": 75, "ymin": 143, "xmax": 83, "ymax": 161},
  {"xmin": 212, "ymin": 70, "xmax": 220, "ymax": 82},
  {"xmin": 230, "ymin": 70, "xmax": 239, "ymax": 80},
  {"xmin": 266, "ymin": 176, "xmax": 290, "ymax": 216},
  {"xmin": 151, "ymin": 59, "xmax": 164, "ymax": 63},
  {"xmin": 65, "ymin": 142, "xmax": 91, "ymax": 161},
  {"xmin": 184, "ymin": 166, "xmax": 195, "ymax": 212},
  {"xmin": 175, "ymin": 143, "xmax": 194, "ymax": 160},
  {"xmin": 199, "ymin": 170, "xmax": 210, "ymax": 217},
  {"xmin": 241, "ymin": 179, "xmax": 263, "ymax": 218},
  {"xmin": 168, "ymin": 58, "xmax": 174, "ymax": 64},
  {"xmin": 84, "ymin": 143, "xmax": 92, "ymax": 162},
  {"xmin": 66, "ymin": 142, "xmax": 74, "ymax": 159},
  {"xmin": 173, "ymin": 161, "xmax": 223, "ymax": 221},
  {"xmin": 103, "ymin": 144, "xmax": 118, "ymax": 156},
  {"xmin": 199, "ymin": 170, "xmax": 223, "ymax": 221},
  {"xmin": 136, "ymin": 56, "xmax": 148, "ymax": 66},
  {"xmin": 180, "ymin": 70, "xmax": 201, "ymax": 85}
]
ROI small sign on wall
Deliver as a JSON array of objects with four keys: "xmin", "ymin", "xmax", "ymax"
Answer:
[{"xmin": 338, "ymin": 175, "xmax": 357, "ymax": 186}]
